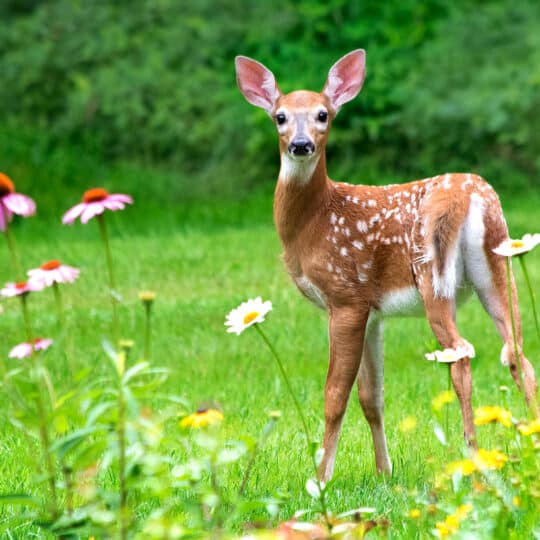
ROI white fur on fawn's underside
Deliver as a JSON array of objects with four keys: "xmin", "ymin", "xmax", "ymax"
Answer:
[
  {"xmin": 279, "ymin": 153, "xmax": 320, "ymax": 185},
  {"xmin": 295, "ymin": 275, "xmax": 326, "ymax": 309},
  {"xmin": 379, "ymin": 287, "xmax": 424, "ymax": 317}
]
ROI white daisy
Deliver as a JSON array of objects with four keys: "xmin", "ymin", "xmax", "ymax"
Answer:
[
  {"xmin": 493, "ymin": 233, "xmax": 540, "ymax": 257},
  {"xmin": 425, "ymin": 341, "xmax": 475, "ymax": 363},
  {"xmin": 225, "ymin": 296, "xmax": 272, "ymax": 335}
]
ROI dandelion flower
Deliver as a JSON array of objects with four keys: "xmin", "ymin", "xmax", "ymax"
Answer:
[
  {"xmin": 27, "ymin": 260, "xmax": 80, "ymax": 287},
  {"xmin": 9, "ymin": 338, "xmax": 53, "ymax": 359},
  {"xmin": 225, "ymin": 296, "xmax": 272, "ymax": 335},
  {"xmin": 474, "ymin": 448, "xmax": 508, "ymax": 471},
  {"xmin": 493, "ymin": 234, "xmax": 540, "ymax": 257},
  {"xmin": 426, "ymin": 341, "xmax": 475, "ymax": 363},
  {"xmin": 0, "ymin": 172, "xmax": 36, "ymax": 231},
  {"xmin": 409, "ymin": 509, "xmax": 421, "ymax": 519},
  {"xmin": 474, "ymin": 405, "xmax": 512, "ymax": 427},
  {"xmin": 180, "ymin": 408, "xmax": 224, "ymax": 428},
  {"xmin": 1, "ymin": 280, "xmax": 44, "ymax": 297},
  {"xmin": 62, "ymin": 187, "xmax": 133, "ymax": 225},
  {"xmin": 517, "ymin": 419, "xmax": 540, "ymax": 436},
  {"xmin": 446, "ymin": 458, "xmax": 476, "ymax": 476},
  {"xmin": 432, "ymin": 390, "xmax": 456, "ymax": 411}
]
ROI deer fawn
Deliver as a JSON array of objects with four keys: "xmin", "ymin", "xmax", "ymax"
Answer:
[{"xmin": 235, "ymin": 49, "xmax": 538, "ymax": 481}]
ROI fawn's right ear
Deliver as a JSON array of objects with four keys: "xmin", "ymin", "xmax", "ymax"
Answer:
[{"xmin": 235, "ymin": 56, "xmax": 282, "ymax": 114}]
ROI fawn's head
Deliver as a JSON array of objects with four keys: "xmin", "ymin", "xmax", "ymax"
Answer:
[{"xmin": 235, "ymin": 50, "xmax": 366, "ymax": 168}]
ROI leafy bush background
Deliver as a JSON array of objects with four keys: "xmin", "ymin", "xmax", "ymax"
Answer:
[{"xmin": 1, "ymin": 0, "xmax": 540, "ymax": 200}]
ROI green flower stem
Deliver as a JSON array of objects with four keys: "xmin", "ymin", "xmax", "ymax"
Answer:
[
  {"xmin": 52, "ymin": 283, "xmax": 75, "ymax": 377},
  {"xmin": 97, "ymin": 214, "xmax": 119, "ymax": 344},
  {"xmin": 254, "ymin": 324, "xmax": 331, "ymax": 528},
  {"xmin": 505, "ymin": 257, "xmax": 523, "ymax": 389},
  {"xmin": 20, "ymin": 294, "xmax": 33, "ymax": 343},
  {"xmin": 20, "ymin": 294, "xmax": 59, "ymax": 519},
  {"xmin": 518, "ymin": 255, "xmax": 540, "ymax": 343},
  {"xmin": 117, "ymin": 371, "xmax": 128, "ymax": 540},
  {"xmin": 3, "ymin": 214, "xmax": 23, "ymax": 279},
  {"xmin": 254, "ymin": 325, "xmax": 311, "ymax": 441},
  {"xmin": 52, "ymin": 283, "xmax": 64, "ymax": 330},
  {"xmin": 143, "ymin": 302, "xmax": 152, "ymax": 359}
]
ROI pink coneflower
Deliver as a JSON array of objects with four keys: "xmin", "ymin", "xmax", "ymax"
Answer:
[
  {"xmin": 0, "ymin": 280, "xmax": 44, "ymax": 297},
  {"xmin": 62, "ymin": 188, "xmax": 133, "ymax": 225},
  {"xmin": 28, "ymin": 260, "xmax": 80, "ymax": 287},
  {"xmin": 0, "ymin": 172, "xmax": 36, "ymax": 231},
  {"xmin": 9, "ymin": 338, "xmax": 53, "ymax": 359}
]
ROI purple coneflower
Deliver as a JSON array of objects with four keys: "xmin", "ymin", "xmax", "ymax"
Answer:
[
  {"xmin": 28, "ymin": 260, "xmax": 80, "ymax": 287},
  {"xmin": 0, "ymin": 172, "xmax": 36, "ymax": 231},
  {"xmin": 0, "ymin": 280, "xmax": 44, "ymax": 297},
  {"xmin": 62, "ymin": 188, "xmax": 133, "ymax": 224},
  {"xmin": 9, "ymin": 338, "xmax": 53, "ymax": 359}
]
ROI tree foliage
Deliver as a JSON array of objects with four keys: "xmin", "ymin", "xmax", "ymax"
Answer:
[{"xmin": 1, "ymin": 0, "xmax": 539, "ymax": 194}]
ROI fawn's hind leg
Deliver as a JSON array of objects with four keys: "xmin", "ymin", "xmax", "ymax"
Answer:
[
  {"xmin": 470, "ymin": 249, "xmax": 539, "ymax": 415},
  {"xmin": 420, "ymin": 288, "xmax": 477, "ymax": 446}
]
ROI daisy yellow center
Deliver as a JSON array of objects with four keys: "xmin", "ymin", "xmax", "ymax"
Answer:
[
  {"xmin": 40, "ymin": 260, "xmax": 61, "ymax": 270},
  {"xmin": 15, "ymin": 282, "xmax": 27, "ymax": 290},
  {"xmin": 511, "ymin": 240, "xmax": 525, "ymax": 249},
  {"xmin": 0, "ymin": 173, "xmax": 15, "ymax": 196},
  {"xmin": 243, "ymin": 311, "xmax": 260, "ymax": 325},
  {"xmin": 83, "ymin": 187, "xmax": 109, "ymax": 203}
]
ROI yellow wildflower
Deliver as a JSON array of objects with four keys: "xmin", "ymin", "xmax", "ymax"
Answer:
[
  {"xmin": 518, "ymin": 419, "xmax": 540, "ymax": 436},
  {"xmin": 180, "ymin": 408, "xmax": 224, "ymax": 428},
  {"xmin": 446, "ymin": 458, "xmax": 476, "ymax": 476},
  {"xmin": 474, "ymin": 448, "xmax": 508, "ymax": 471},
  {"xmin": 409, "ymin": 509, "xmax": 421, "ymax": 519},
  {"xmin": 432, "ymin": 390, "xmax": 455, "ymax": 411},
  {"xmin": 474, "ymin": 406, "xmax": 512, "ymax": 427},
  {"xmin": 399, "ymin": 415, "xmax": 418, "ymax": 432},
  {"xmin": 435, "ymin": 514, "xmax": 459, "ymax": 538},
  {"xmin": 138, "ymin": 291, "xmax": 156, "ymax": 303},
  {"xmin": 513, "ymin": 496, "xmax": 521, "ymax": 507},
  {"xmin": 455, "ymin": 503, "xmax": 472, "ymax": 519}
]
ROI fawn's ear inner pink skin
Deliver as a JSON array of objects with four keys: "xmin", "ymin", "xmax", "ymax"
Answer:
[{"xmin": 235, "ymin": 50, "xmax": 539, "ymax": 482}]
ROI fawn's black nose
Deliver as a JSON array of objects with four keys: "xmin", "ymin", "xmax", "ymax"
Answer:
[{"xmin": 288, "ymin": 137, "xmax": 315, "ymax": 156}]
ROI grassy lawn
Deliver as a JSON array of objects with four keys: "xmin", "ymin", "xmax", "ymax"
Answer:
[{"xmin": 1, "ymin": 180, "xmax": 540, "ymax": 538}]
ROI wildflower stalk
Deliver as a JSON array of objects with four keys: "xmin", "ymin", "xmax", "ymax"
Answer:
[
  {"xmin": 19, "ymin": 294, "xmax": 59, "ymax": 519},
  {"xmin": 254, "ymin": 325, "xmax": 310, "ymax": 440},
  {"xmin": 3, "ymin": 218, "xmax": 23, "ymax": 279},
  {"xmin": 116, "ymin": 351, "xmax": 128, "ymax": 540},
  {"xmin": 97, "ymin": 214, "xmax": 119, "ymax": 343},
  {"xmin": 253, "ymin": 324, "xmax": 331, "ymax": 528},
  {"xmin": 517, "ymin": 255, "xmax": 540, "ymax": 343},
  {"xmin": 53, "ymin": 283, "xmax": 75, "ymax": 377},
  {"xmin": 505, "ymin": 257, "xmax": 523, "ymax": 388}
]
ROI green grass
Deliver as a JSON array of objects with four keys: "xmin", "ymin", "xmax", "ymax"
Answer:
[{"xmin": 1, "ymin": 176, "xmax": 540, "ymax": 537}]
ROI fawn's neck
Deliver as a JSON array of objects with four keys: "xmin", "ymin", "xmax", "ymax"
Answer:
[{"xmin": 274, "ymin": 152, "xmax": 331, "ymax": 246}]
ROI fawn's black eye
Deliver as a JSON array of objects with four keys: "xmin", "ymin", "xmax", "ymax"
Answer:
[
  {"xmin": 276, "ymin": 113, "xmax": 286, "ymax": 125},
  {"xmin": 318, "ymin": 110, "xmax": 328, "ymax": 122}
]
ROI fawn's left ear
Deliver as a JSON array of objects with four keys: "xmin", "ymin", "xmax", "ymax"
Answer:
[
  {"xmin": 323, "ymin": 49, "xmax": 366, "ymax": 112},
  {"xmin": 235, "ymin": 56, "xmax": 282, "ymax": 114}
]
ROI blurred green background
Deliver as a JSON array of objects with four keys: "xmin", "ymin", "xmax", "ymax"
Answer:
[{"xmin": 1, "ymin": 0, "xmax": 540, "ymax": 220}]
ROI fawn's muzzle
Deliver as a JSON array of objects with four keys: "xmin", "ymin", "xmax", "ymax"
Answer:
[{"xmin": 288, "ymin": 138, "xmax": 315, "ymax": 156}]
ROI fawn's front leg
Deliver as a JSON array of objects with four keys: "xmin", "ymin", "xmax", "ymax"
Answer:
[{"xmin": 319, "ymin": 305, "xmax": 369, "ymax": 482}]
